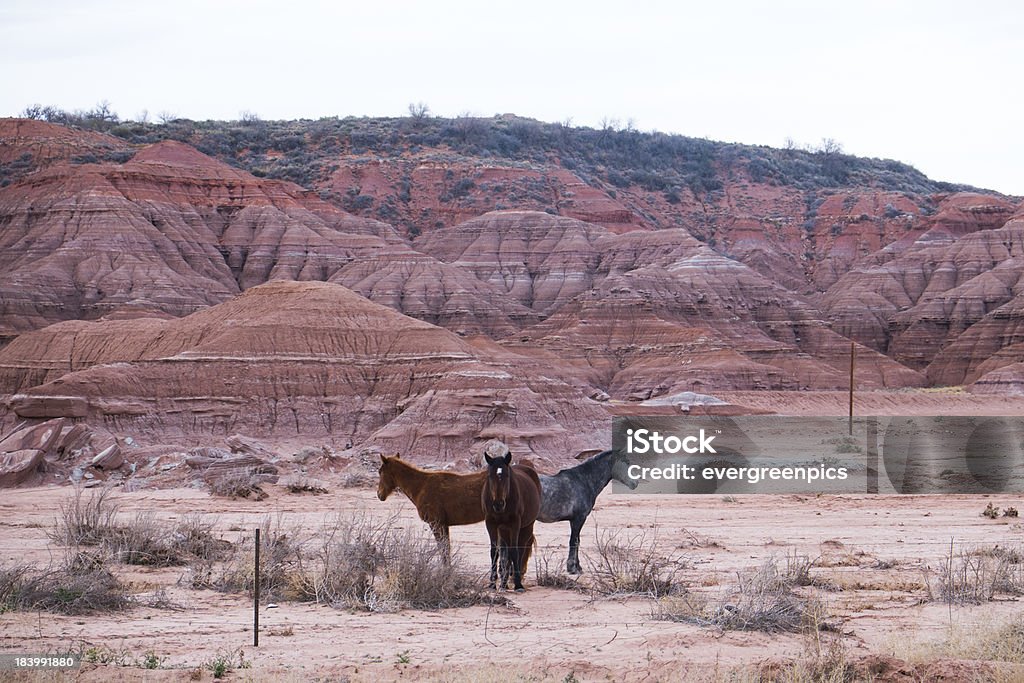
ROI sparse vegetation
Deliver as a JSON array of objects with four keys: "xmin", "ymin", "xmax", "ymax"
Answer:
[
  {"xmin": 586, "ymin": 528, "xmax": 685, "ymax": 596},
  {"xmin": 338, "ymin": 469, "xmax": 376, "ymax": 488},
  {"xmin": 49, "ymin": 488, "xmax": 230, "ymax": 567},
  {"xmin": 208, "ymin": 468, "xmax": 269, "ymax": 500},
  {"xmin": 208, "ymin": 514, "xmax": 303, "ymax": 600},
  {"xmin": 83, "ymin": 644, "xmax": 132, "ymax": 665},
  {"xmin": 283, "ymin": 475, "xmax": 328, "ymax": 494},
  {"xmin": 750, "ymin": 638, "xmax": 855, "ymax": 683},
  {"xmin": 0, "ymin": 490, "xmax": 248, "ymax": 615},
  {"xmin": 104, "ymin": 512, "xmax": 229, "ymax": 566},
  {"xmin": 49, "ymin": 486, "xmax": 121, "ymax": 547},
  {"xmin": 656, "ymin": 556, "xmax": 831, "ymax": 633},
  {"xmin": 142, "ymin": 651, "xmax": 162, "ymax": 669},
  {"xmin": 533, "ymin": 550, "xmax": 583, "ymax": 590},
  {"xmin": 895, "ymin": 616, "xmax": 1024, "ymax": 669},
  {"xmin": 825, "ymin": 436, "xmax": 862, "ymax": 454},
  {"xmin": 929, "ymin": 543, "xmax": 1024, "ymax": 604},
  {"xmin": 192, "ymin": 513, "xmax": 497, "ymax": 612},
  {"xmin": 0, "ymin": 554, "xmax": 130, "ymax": 614},
  {"xmin": 18, "ymin": 104, "xmax": 973, "ymax": 208},
  {"xmin": 206, "ymin": 648, "xmax": 250, "ymax": 679},
  {"xmin": 292, "ymin": 513, "xmax": 494, "ymax": 611}
]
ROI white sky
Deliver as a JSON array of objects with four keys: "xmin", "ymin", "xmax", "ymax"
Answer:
[{"xmin": 2, "ymin": 0, "xmax": 1022, "ymax": 195}]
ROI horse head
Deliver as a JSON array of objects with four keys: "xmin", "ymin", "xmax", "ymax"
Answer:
[
  {"xmin": 377, "ymin": 453, "xmax": 400, "ymax": 501},
  {"xmin": 484, "ymin": 448, "xmax": 513, "ymax": 514},
  {"xmin": 610, "ymin": 449, "xmax": 640, "ymax": 490}
]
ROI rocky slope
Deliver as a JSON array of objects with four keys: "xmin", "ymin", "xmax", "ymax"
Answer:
[
  {"xmin": 0, "ymin": 118, "xmax": 132, "ymax": 176},
  {"xmin": 0, "ymin": 126, "xmax": 533, "ymax": 345},
  {"xmin": 821, "ymin": 198, "xmax": 1024, "ymax": 384},
  {"xmin": 421, "ymin": 214, "xmax": 924, "ymax": 393},
  {"xmin": 2, "ymin": 115, "xmax": 1023, "ymax": 477},
  {"xmin": 0, "ymin": 280, "xmax": 607, "ymax": 464}
]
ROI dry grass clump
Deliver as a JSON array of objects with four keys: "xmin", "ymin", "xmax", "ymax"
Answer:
[
  {"xmin": 104, "ymin": 512, "xmax": 230, "ymax": 567},
  {"xmin": 204, "ymin": 647, "xmax": 251, "ymax": 679},
  {"xmin": 169, "ymin": 514, "xmax": 233, "ymax": 562},
  {"xmin": 367, "ymin": 527, "xmax": 488, "ymax": 611},
  {"xmin": 290, "ymin": 513, "xmax": 383, "ymax": 604},
  {"xmin": 338, "ymin": 469, "xmax": 376, "ymax": 488},
  {"xmin": 293, "ymin": 514, "xmax": 492, "ymax": 611},
  {"xmin": 48, "ymin": 486, "xmax": 120, "ymax": 546},
  {"xmin": 929, "ymin": 543, "xmax": 1024, "ymax": 604},
  {"xmin": 783, "ymin": 550, "xmax": 815, "ymax": 586},
  {"xmin": 586, "ymin": 528, "xmax": 686, "ymax": 596},
  {"xmin": 282, "ymin": 475, "xmax": 328, "ymax": 494},
  {"xmin": 205, "ymin": 514, "xmax": 303, "ymax": 599},
  {"xmin": 533, "ymin": 550, "xmax": 583, "ymax": 590},
  {"xmin": 656, "ymin": 557, "xmax": 830, "ymax": 633},
  {"xmin": 50, "ymin": 488, "xmax": 230, "ymax": 567},
  {"xmin": 0, "ymin": 554, "xmax": 130, "ymax": 615},
  {"xmin": 208, "ymin": 468, "xmax": 268, "ymax": 500},
  {"xmin": 753, "ymin": 640, "xmax": 855, "ymax": 683},
  {"xmin": 195, "ymin": 513, "xmax": 495, "ymax": 612},
  {"xmin": 1, "ymin": 487, "xmax": 234, "ymax": 615},
  {"xmin": 103, "ymin": 512, "xmax": 174, "ymax": 565},
  {"xmin": 900, "ymin": 617, "xmax": 1024, "ymax": 667}
]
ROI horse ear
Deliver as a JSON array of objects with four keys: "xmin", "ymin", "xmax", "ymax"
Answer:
[
  {"xmin": 380, "ymin": 453, "xmax": 390, "ymax": 464},
  {"xmin": 484, "ymin": 453, "xmax": 495, "ymax": 466},
  {"xmin": 503, "ymin": 451, "xmax": 512, "ymax": 466}
]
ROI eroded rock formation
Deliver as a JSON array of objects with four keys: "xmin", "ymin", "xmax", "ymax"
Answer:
[{"xmin": 2, "ymin": 117, "xmax": 1023, "ymax": 474}]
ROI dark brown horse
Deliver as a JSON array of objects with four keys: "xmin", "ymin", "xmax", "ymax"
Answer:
[
  {"xmin": 482, "ymin": 445, "xmax": 541, "ymax": 592},
  {"xmin": 377, "ymin": 454, "xmax": 485, "ymax": 561}
]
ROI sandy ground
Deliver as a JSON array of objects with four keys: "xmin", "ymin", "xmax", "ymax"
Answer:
[{"xmin": 2, "ymin": 481, "xmax": 1024, "ymax": 682}]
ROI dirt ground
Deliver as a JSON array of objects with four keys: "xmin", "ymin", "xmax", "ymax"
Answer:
[
  {"xmin": 3, "ymin": 390, "xmax": 1024, "ymax": 681},
  {"xmin": 3, "ymin": 482, "xmax": 1024, "ymax": 682}
]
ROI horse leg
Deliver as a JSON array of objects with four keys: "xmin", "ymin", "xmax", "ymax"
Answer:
[
  {"xmin": 431, "ymin": 524, "xmax": 451, "ymax": 565},
  {"xmin": 498, "ymin": 530, "xmax": 511, "ymax": 590},
  {"xmin": 512, "ymin": 522, "xmax": 534, "ymax": 591},
  {"xmin": 486, "ymin": 520, "xmax": 498, "ymax": 589},
  {"xmin": 507, "ymin": 542, "xmax": 520, "ymax": 592},
  {"xmin": 567, "ymin": 515, "xmax": 585, "ymax": 574},
  {"xmin": 521, "ymin": 528, "xmax": 535, "ymax": 576}
]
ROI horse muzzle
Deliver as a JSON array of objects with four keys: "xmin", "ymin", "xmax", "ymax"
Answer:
[{"xmin": 491, "ymin": 501, "xmax": 506, "ymax": 514}]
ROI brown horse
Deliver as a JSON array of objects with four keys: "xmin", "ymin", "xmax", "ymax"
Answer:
[
  {"xmin": 482, "ymin": 445, "xmax": 541, "ymax": 592},
  {"xmin": 377, "ymin": 454, "xmax": 486, "ymax": 561}
]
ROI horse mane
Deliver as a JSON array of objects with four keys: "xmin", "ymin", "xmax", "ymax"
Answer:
[
  {"xmin": 383, "ymin": 455, "xmax": 438, "ymax": 476},
  {"xmin": 555, "ymin": 449, "xmax": 614, "ymax": 477}
]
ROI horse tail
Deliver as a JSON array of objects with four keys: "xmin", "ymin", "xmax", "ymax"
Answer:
[{"xmin": 521, "ymin": 531, "xmax": 537, "ymax": 576}]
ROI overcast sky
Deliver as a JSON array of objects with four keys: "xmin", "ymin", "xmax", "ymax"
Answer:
[{"xmin": 2, "ymin": 0, "xmax": 1021, "ymax": 195}]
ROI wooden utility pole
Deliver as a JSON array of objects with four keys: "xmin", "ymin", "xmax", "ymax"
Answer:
[
  {"xmin": 848, "ymin": 341, "xmax": 856, "ymax": 435},
  {"xmin": 254, "ymin": 527, "xmax": 261, "ymax": 647},
  {"xmin": 866, "ymin": 417, "xmax": 878, "ymax": 494}
]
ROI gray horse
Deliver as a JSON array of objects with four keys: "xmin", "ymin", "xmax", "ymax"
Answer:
[{"xmin": 538, "ymin": 449, "xmax": 638, "ymax": 574}]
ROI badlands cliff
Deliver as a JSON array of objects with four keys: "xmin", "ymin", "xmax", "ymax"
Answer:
[{"xmin": 1, "ymin": 115, "xmax": 1022, "ymax": 480}]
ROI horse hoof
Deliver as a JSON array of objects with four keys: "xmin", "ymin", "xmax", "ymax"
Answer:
[
  {"xmin": 568, "ymin": 566, "xmax": 583, "ymax": 575},
  {"xmin": 514, "ymin": 587, "xmax": 525, "ymax": 593}
]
